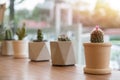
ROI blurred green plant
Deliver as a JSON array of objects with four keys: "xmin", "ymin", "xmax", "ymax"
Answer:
[
  {"xmin": 0, "ymin": 24, "xmax": 5, "ymax": 41},
  {"xmin": 4, "ymin": 28, "xmax": 14, "ymax": 40},
  {"xmin": 16, "ymin": 22, "xmax": 27, "ymax": 40}
]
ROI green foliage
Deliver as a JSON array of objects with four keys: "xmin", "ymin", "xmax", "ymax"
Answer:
[
  {"xmin": 90, "ymin": 26, "xmax": 104, "ymax": 43},
  {"xmin": 9, "ymin": 0, "xmax": 120, "ymax": 28},
  {"xmin": 16, "ymin": 23, "xmax": 27, "ymax": 40},
  {"xmin": 0, "ymin": 25, "xmax": 4, "ymax": 41},
  {"xmin": 31, "ymin": 5, "xmax": 41, "ymax": 21},
  {"xmin": 37, "ymin": 29, "xmax": 43, "ymax": 41},
  {"xmin": 5, "ymin": 28, "xmax": 14, "ymax": 40},
  {"xmin": 15, "ymin": 9, "xmax": 30, "ymax": 22},
  {"xmin": 58, "ymin": 34, "xmax": 70, "ymax": 41}
]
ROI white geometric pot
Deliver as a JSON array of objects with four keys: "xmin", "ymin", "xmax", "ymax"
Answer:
[
  {"xmin": 50, "ymin": 41, "xmax": 76, "ymax": 66},
  {"xmin": 13, "ymin": 40, "xmax": 28, "ymax": 59},
  {"xmin": 29, "ymin": 42, "xmax": 50, "ymax": 61},
  {"xmin": 1, "ymin": 41, "xmax": 14, "ymax": 56}
]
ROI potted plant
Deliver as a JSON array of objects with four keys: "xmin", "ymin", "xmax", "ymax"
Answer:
[
  {"xmin": 1, "ymin": 28, "xmax": 14, "ymax": 56},
  {"xmin": 50, "ymin": 34, "xmax": 76, "ymax": 66},
  {"xmin": 13, "ymin": 23, "xmax": 28, "ymax": 58},
  {"xmin": 29, "ymin": 29, "xmax": 50, "ymax": 61},
  {"xmin": 83, "ymin": 25, "xmax": 112, "ymax": 74}
]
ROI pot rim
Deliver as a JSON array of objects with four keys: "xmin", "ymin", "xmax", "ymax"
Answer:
[
  {"xmin": 83, "ymin": 43, "xmax": 112, "ymax": 47},
  {"xmin": 50, "ymin": 41, "xmax": 71, "ymax": 42}
]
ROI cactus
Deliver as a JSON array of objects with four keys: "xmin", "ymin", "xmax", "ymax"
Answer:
[
  {"xmin": 16, "ymin": 23, "xmax": 27, "ymax": 40},
  {"xmin": 5, "ymin": 28, "xmax": 13, "ymax": 40},
  {"xmin": 37, "ymin": 29, "xmax": 43, "ymax": 41},
  {"xmin": 90, "ymin": 25, "xmax": 104, "ymax": 43},
  {"xmin": 58, "ymin": 34, "xmax": 70, "ymax": 41}
]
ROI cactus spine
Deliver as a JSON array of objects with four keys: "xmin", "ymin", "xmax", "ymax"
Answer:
[
  {"xmin": 37, "ymin": 29, "xmax": 43, "ymax": 41},
  {"xmin": 16, "ymin": 23, "xmax": 26, "ymax": 40},
  {"xmin": 5, "ymin": 29, "xmax": 13, "ymax": 40},
  {"xmin": 90, "ymin": 25, "xmax": 104, "ymax": 43}
]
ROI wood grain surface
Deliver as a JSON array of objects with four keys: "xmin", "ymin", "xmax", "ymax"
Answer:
[{"xmin": 0, "ymin": 56, "xmax": 120, "ymax": 80}]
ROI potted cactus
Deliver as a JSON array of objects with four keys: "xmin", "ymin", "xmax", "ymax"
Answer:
[
  {"xmin": 1, "ymin": 28, "xmax": 14, "ymax": 56},
  {"xmin": 83, "ymin": 25, "xmax": 112, "ymax": 74},
  {"xmin": 13, "ymin": 23, "xmax": 28, "ymax": 58},
  {"xmin": 29, "ymin": 29, "xmax": 50, "ymax": 61},
  {"xmin": 50, "ymin": 34, "xmax": 76, "ymax": 66}
]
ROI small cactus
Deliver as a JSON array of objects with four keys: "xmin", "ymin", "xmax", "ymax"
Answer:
[
  {"xmin": 16, "ymin": 23, "xmax": 27, "ymax": 40},
  {"xmin": 90, "ymin": 25, "xmax": 104, "ymax": 43},
  {"xmin": 5, "ymin": 28, "xmax": 14, "ymax": 40},
  {"xmin": 58, "ymin": 34, "xmax": 70, "ymax": 41},
  {"xmin": 37, "ymin": 29, "xmax": 43, "ymax": 41}
]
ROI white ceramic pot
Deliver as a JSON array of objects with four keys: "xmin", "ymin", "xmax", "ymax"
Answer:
[
  {"xmin": 50, "ymin": 41, "xmax": 76, "ymax": 66},
  {"xmin": 1, "ymin": 41, "xmax": 14, "ymax": 56},
  {"xmin": 29, "ymin": 42, "xmax": 50, "ymax": 61}
]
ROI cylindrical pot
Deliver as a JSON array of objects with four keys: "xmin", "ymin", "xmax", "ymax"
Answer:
[
  {"xmin": 1, "ymin": 41, "xmax": 14, "ymax": 56},
  {"xmin": 13, "ymin": 41, "xmax": 28, "ymax": 59},
  {"xmin": 83, "ymin": 43, "xmax": 112, "ymax": 74}
]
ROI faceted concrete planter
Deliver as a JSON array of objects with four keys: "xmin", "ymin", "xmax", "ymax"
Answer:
[
  {"xmin": 29, "ymin": 42, "xmax": 50, "ymax": 61},
  {"xmin": 13, "ymin": 41, "xmax": 28, "ymax": 59},
  {"xmin": 50, "ymin": 41, "xmax": 76, "ymax": 66},
  {"xmin": 1, "ymin": 41, "xmax": 14, "ymax": 56},
  {"xmin": 83, "ymin": 43, "xmax": 112, "ymax": 74}
]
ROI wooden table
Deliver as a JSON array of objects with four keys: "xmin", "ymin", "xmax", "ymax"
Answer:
[{"xmin": 0, "ymin": 56, "xmax": 120, "ymax": 80}]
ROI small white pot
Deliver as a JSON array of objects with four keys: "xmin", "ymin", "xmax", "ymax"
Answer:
[
  {"xmin": 29, "ymin": 42, "xmax": 50, "ymax": 61},
  {"xmin": 1, "ymin": 41, "xmax": 14, "ymax": 56},
  {"xmin": 13, "ymin": 40, "xmax": 28, "ymax": 58}
]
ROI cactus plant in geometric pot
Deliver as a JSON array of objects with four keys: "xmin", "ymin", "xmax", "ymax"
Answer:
[
  {"xmin": 83, "ymin": 25, "xmax": 112, "ymax": 74},
  {"xmin": 50, "ymin": 34, "xmax": 76, "ymax": 66},
  {"xmin": 12, "ymin": 23, "xmax": 28, "ymax": 59},
  {"xmin": 1, "ymin": 28, "xmax": 14, "ymax": 56},
  {"xmin": 29, "ymin": 29, "xmax": 50, "ymax": 61}
]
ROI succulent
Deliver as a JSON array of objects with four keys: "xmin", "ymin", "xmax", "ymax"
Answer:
[
  {"xmin": 58, "ymin": 34, "xmax": 70, "ymax": 41},
  {"xmin": 90, "ymin": 25, "xmax": 104, "ymax": 43},
  {"xmin": 5, "ymin": 28, "xmax": 14, "ymax": 40},
  {"xmin": 16, "ymin": 23, "xmax": 27, "ymax": 40},
  {"xmin": 37, "ymin": 29, "xmax": 43, "ymax": 41}
]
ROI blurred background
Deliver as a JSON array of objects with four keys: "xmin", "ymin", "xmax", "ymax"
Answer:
[{"xmin": 0, "ymin": 0, "xmax": 120, "ymax": 70}]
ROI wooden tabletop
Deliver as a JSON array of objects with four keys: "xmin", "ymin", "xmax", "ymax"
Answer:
[{"xmin": 0, "ymin": 56, "xmax": 120, "ymax": 80}]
